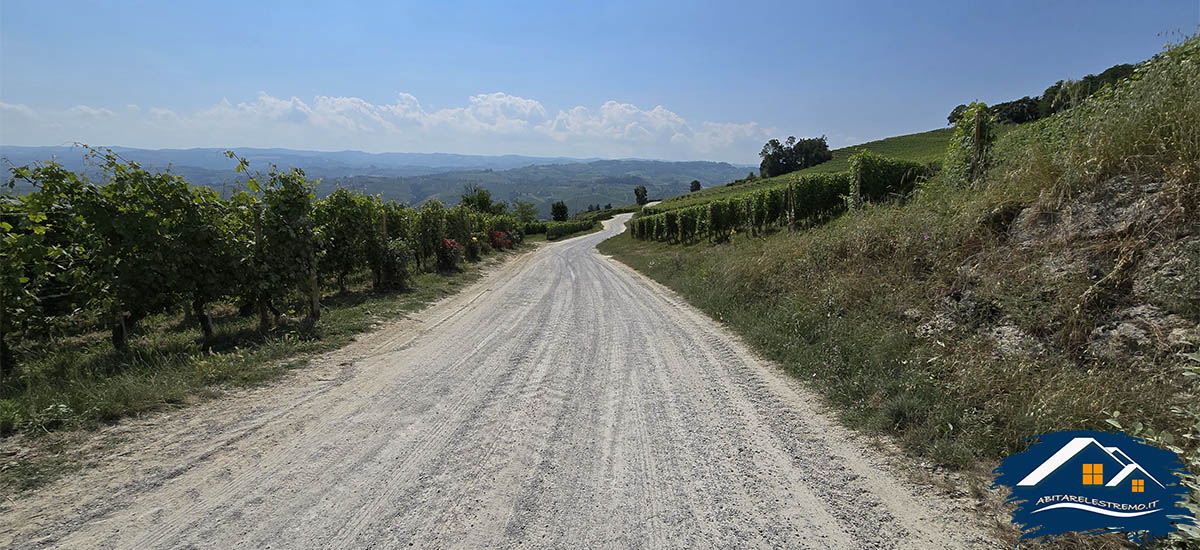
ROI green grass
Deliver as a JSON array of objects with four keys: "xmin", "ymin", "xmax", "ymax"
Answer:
[
  {"xmin": 795, "ymin": 127, "xmax": 955, "ymax": 175},
  {"xmin": 600, "ymin": 200, "xmax": 1162, "ymax": 469},
  {"xmin": 0, "ymin": 246, "xmax": 531, "ymax": 494}
]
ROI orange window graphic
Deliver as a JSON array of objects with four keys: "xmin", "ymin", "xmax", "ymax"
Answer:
[
  {"xmin": 1082, "ymin": 464, "xmax": 1103, "ymax": 485},
  {"xmin": 1132, "ymin": 479, "xmax": 1144, "ymax": 493}
]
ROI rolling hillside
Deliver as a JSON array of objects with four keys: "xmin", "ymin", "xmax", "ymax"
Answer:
[
  {"xmin": 334, "ymin": 159, "xmax": 747, "ymax": 219},
  {"xmin": 647, "ymin": 128, "xmax": 951, "ymax": 213}
]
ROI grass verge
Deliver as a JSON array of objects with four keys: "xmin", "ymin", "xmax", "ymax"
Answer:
[{"xmin": 599, "ymin": 36, "xmax": 1200, "ymax": 546}]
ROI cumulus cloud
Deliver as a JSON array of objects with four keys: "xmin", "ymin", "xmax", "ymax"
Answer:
[{"xmin": 0, "ymin": 92, "xmax": 773, "ymax": 162}]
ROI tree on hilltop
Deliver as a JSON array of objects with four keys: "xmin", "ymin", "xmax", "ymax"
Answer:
[{"xmin": 551, "ymin": 200, "xmax": 568, "ymax": 221}]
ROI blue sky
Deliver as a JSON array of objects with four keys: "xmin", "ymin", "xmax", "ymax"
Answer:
[{"xmin": 1, "ymin": 1, "xmax": 1196, "ymax": 163}]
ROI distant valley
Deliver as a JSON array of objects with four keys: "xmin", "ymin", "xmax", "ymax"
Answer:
[{"xmin": 1, "ymin": 146, "xmax": 751, "ymax": 218}]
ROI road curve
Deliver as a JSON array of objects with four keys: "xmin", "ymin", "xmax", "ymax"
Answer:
[{"xmin": 1, "ymin": 214, "xmax": 993, "ymax": 549}]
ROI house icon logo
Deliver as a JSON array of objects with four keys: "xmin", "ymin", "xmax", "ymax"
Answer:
[{"xmin": 993, "ymin": 430, "xmax": 1195, "ymax": 544}]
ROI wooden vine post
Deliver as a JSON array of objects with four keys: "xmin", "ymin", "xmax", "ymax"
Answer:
[
  {"xmin": 308, "ymin": 252, "xmax": 320, "ymax": 323},
  {"xmin": 307, "ymin": 208, "xmax": 320, "ymax": 323},
  {"xmin": 378, "ymin": 210, "xmax": 388, "ymax": 288},
  {"xmin": 786, "ymin": 180, "xmax": 795, "ymax": 231},
  {"xmin": 970, "ymin": 108, "xmax": 984, "ymax": 185},
  {"xmin": 254, "ymin": 204, "xmax": 270, "ymax": 333},
  {"xmin": 854, "ymin": 168, "xmax": 863, "ymax": 209},
  {"xmin": 739, "ymin": 199, "xmax": 748, "ymax": 238},
  {"xmin": 0, "ymin": 285, "xmax": 7, "ymax": 379}
]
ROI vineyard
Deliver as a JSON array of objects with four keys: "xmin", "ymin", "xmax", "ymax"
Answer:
[
  {"xmin": 630, "ymin": 151, "xmax": 931, "ymax": 244},
  {"xmin": 0, "ymin": 149, "xmax": 535, "ymax": 430}
]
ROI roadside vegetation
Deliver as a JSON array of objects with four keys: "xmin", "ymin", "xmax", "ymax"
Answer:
[
  {"xmin": 0, "ymin": 155, "xmax": 532, "ymax": 440},
  {"xmin": 524, "ymin": 203, "xmax": 638, "ymax": 241},
  {"xmin": 602, "ymin": 35, "xmax": 1200, "ymax": 547}
]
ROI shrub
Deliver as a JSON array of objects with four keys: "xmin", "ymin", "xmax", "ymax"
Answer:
[
  {"xmin": 436, "ymin": 238, "xmax": 463, "ymax": 272},
  {"xmin": 545, "ymin": 220, "xmax": 595, "ymax": 240},
  {"xmin": 372, "ymin": 238, "xmax": 409, "ymax": 291},
  {"xmin": 465, "ymin": 235, "xmax": 483, "ymax": 262},
  {"xmin": 488, "ymin": 230, "xmax": 512, "ymax": 250}
]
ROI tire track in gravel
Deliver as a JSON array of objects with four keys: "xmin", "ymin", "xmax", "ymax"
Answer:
[{"xmin": 0, "ymin": 214, "xmax": 995, "ymax": 549}]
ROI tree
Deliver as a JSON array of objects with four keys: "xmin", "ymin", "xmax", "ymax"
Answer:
[
  {"xmin": 758, "ymin": 136, "xmax": 832, "ymax": 178},
  {"xmin": 947, "ymin": 104, "xmax": 968, "ymax": 125},
  {"xmin": 1039, "ymin": 63, "xmax": 1136, "ymax": 118},
  {"xmin": 513, "ymin": 200, "xmax": 539, "ymax": 223},
  {"xmin": 690, "ymin": 180, "xmax": 702, "ymax": 193},
  {"xmin": 460, "ymin": 184, "xmax": 507, "ymax": 214},
  {"xmin": 603, "ymin": 203, "xmax": 612, "ymax": 209},
  {"xmin": 990, "ymin": 96, "xmax": 1039, "ymax": 124},
  {"xmin": 634, "ymin": 185, "xmax": 648, "ymax": 205},
  {"xmin": 551, "ymin": 200, "xmax": 569, "ymax": 221}
]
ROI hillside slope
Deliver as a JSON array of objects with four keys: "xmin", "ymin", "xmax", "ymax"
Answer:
[
  {"xmin": 646, "ymin": 128, "xmax": 952, "ymax": 214},
  {"xmin": 600, "ymin": 36, "xmax": 1200, "ymax": 547},
  {"xmin": 792, "ymin": 128, "xmax": 952, "ymax": 175}
]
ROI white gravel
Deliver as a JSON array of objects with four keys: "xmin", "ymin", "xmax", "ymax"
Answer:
[{"xmin": 0, "ymin": 214, "xmax": 995, "ymax": 549}]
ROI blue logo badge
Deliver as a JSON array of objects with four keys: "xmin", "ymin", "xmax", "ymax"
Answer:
[{"xmin": 993, "ymin": 430, "xmax": 1195, "ymax": 544}]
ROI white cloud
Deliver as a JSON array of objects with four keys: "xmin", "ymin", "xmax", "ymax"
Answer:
[
  {"xmin": 0, "ymin": 92, "xmax": 773, "ymax": 162},
  {"xmin": 65, "ymin": 105, "xmax": 116, "ymax": 119},
  {"xmin": 1, "ymin": 101, "xmax": 37, "ymax": 119}
]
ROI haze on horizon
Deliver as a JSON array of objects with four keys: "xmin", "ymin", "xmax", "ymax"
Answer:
[{"xmin": 1, "ymin": 1, "xmax": 1195, "ymax": 164}]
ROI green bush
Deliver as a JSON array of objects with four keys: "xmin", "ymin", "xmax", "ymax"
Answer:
[{"xmin": 545, "ymin": 220, "xmax": 596, "ymax": 240}]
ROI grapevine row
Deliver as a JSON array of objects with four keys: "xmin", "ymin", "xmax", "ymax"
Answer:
[{"xmin": 0, "ymin": 150, "xmax": 522, "ymax": 374}]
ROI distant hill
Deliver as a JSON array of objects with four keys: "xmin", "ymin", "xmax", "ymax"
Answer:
[
  {"xmin": 0, "ymin": 145, "xmax": 597, "ymax": 180},
  {"xmin": 331, "ymin": 159, "xmax": 748, "ymax": 218},
  {"xmin": 1, "ymin": 145, "xmax": 746, "ymax": 219}
]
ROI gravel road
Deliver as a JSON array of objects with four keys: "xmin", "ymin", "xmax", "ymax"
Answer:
[{"xmin": 1, "ymin": 214, "xmax": 994, "ymax": 549}]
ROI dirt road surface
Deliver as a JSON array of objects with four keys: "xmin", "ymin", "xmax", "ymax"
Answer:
[{"xmin": 1, "ymin": 214, "xmax": 994, "ymax": 549}]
